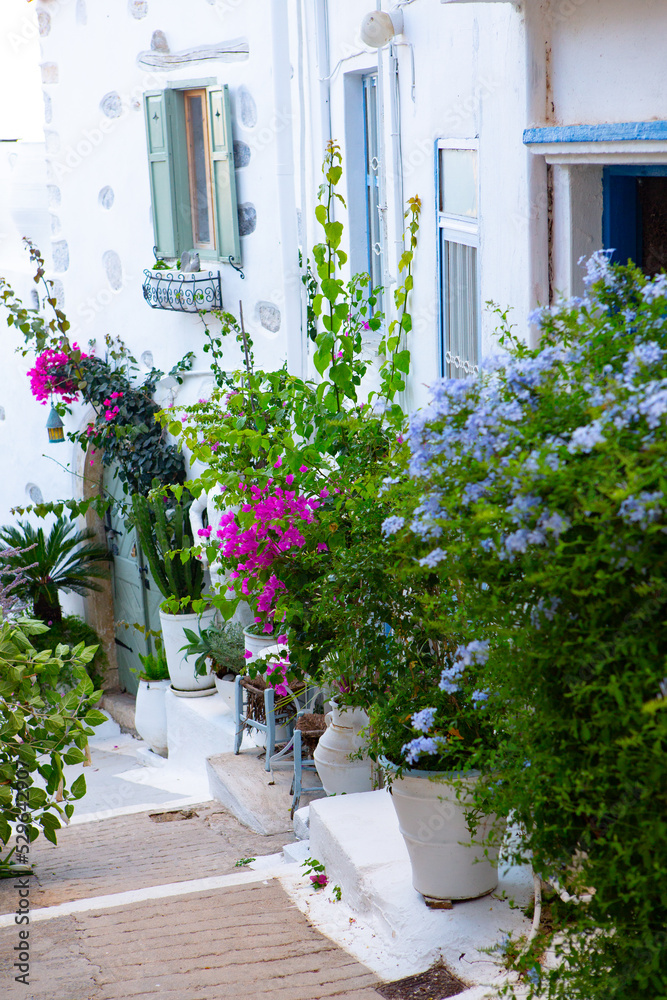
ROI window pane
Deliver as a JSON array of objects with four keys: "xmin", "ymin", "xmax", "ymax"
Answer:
[
  {"xmin": 186, "ymin": 93, "xmax": 211, "ymax": 246},
  {"xmin": 442, "ymin": 238, "xmax": 479, "ymax": 378},
  {"xmin": 363, "ymin": 74, "xmax": 383, "ymax": 314},
  {"xmin": 440, "ymin": 149, "xmax": 478, "ymax": 219}
]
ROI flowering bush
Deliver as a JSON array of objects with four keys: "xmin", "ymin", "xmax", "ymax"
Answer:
[
  {"xmin": 27, "ymin": 345, "xmax": 87, "ymax": 403},
  {"xmin": 388, "ymin": 256, "xmax": 667, "ymax": 999}
]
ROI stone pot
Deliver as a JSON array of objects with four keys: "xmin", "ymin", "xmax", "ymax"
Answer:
[
  {"xmin": 159, "ymin": 607, "xmax": 217, "ymax": 695},
  {"xmin": 134, "ymin": 679, "xmax": 170, "ymax": 756},
  {"xmin": 313, "ymin": 700, "xmax": 374, "ymax": 795},
  {"xmin": 214, "ymin": 673, "xmax": 236, "ymax": 712},
  {"xmin": 385, "ymin": 764, "xmax": 501, "ymax": 901}
]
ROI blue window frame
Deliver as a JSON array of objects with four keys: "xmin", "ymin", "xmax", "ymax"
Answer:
[
  {"xmin": 362, "ymin": 74, "xmax": 383, "ymax": 312},
  {"xmin": 603, "ymin": 165, "xmax": 667, "ymax": 274}
]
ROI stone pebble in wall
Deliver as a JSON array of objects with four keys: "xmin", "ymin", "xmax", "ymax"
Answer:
[
  {"xmin": 52, "ymin": 281, "xmax": 65, "ymax": 308},
  {"xmin": 47, "ymin": 185, "xmax": 61, "ymax": 209},
  {"xmin": 257, "ymin": 302, "xmax": 281, "ymax": 334},
  {"xmin": 26, "ymin": 485, "xmax": 44, "ymax": 505},
  {"xmin": 99, "ymin": 186, "xmax": 115, "ymax": 210},
  {"xmin": 100, "ymin": 92, "xmax": 123, "ymax": 119},
  {"xmin": 41, "ymin": 63, "xmax": 59, "ymax": 85},
  {"xmin": 0, "ymin": 407, "xmax": 5, "ymax": 422},
  {"xmin": 238, "ymin": 203, "xmax": 256, "ymax": 237},
  {"xmin": 103, "ymin": 251, "xmax": 123, "ymax": 291},
  {"xmin": 151, "ymin": 31, "xmax": 169, "ymax": 53},
  {"xmin": 52, "ymin": 240, "xmax": 69, "ymax": 273},
  {"xmin": 38, "ymin": 11, "xmax": 51, "ymax": 36},
  {"xmin": 237, "ymin": 87, "xmax": 257, "ymax": 129},
  {"xmin": 129, "ymin": 0, "xmax": 148, "ymax": 19},
  {"xmin": 76, "ymin": 0, "xmax": 87, "ymax": 26},
  {"xmin": 44, "ymin": 130, "xmax": 60, "ymax": 155},
  {"xmin": 233, "ymin": 140, "xmax": 251, "ymax": 169}
]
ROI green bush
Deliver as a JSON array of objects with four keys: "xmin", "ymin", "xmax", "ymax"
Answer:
[
  {"xmin": 391, "ymin": 256, "xmax": 667, "ymax": 998},
  {"xmin": 0, "ymin": 616, "xmax": 105, "ymax": 850},
  {"xmin": 28, "ymin": 615, "xmax": 108, "ymax": 690}
]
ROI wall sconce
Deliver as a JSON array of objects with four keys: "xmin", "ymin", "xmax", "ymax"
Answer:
[
  {"xmin": 46, "ymin": 405, "xmax": 65, "ymax": 444},
  {"xmin": 360, "ymin": 8, "xmax": 404, "ymax": 47}
]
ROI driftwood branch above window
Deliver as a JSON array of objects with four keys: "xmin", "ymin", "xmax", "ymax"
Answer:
[{"xmin": 137, "ymin": 39, "xmax": 249, "ymax": 68}]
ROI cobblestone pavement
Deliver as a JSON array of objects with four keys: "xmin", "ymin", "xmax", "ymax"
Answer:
[{"xmin": 0, "ymin": 807, "xmax": 380, "ymax": 1000}]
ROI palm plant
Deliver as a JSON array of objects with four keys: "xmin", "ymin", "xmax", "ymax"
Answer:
[{"xmin": 0, "ymin": 518, "xmax": 109, "ymax": 623}]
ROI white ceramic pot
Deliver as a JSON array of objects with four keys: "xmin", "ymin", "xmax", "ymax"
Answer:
[
  {"xmin": 313, "ymin": 700, "xmax": 374, "ymax": 795},
  {"xmin": 214, "ymin": 674, "xmax": 236, "ymax": 712},
  {"xmin": 387, "ymin": 766, "xmax": 500, "ymax": 901},
  {"xmin": 243, "ymin": 627, "xmax": 285, "ymax": 664},
  {"xmin": 134, "ymin": 679, "xmax": 170, "ymax": 756},
  {"xmin": 159, "ymin": 607, "xmax": 217, "ymax": 695}
]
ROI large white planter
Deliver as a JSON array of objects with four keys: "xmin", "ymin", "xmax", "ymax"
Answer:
[
  {"xmin": 134, "ymin": 679, "xmax": 170, "ymax": 756},
  {"xmin": 313, "ymin": 700, "xmax": 374, "ymax": 795},
  {"xmin": 387, "ymin": 767, "xmax": 500, "ymax": 901},
  {"xmin": 159, "ymin": 608, "xmax": 217, "ymax": 695}
]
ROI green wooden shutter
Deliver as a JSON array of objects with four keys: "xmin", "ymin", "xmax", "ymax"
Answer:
[
  {"xmin": 208, "ymin": 86, "xmax": 242, "ymax": 265},
  {"xmin": 144, "ymin": 90, "xmax": 192, "ymax": 258}
]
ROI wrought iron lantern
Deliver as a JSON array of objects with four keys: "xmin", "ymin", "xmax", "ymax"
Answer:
[{"xmin": 46, "ymin": 405, "xmax": 65, "ymax": 443}]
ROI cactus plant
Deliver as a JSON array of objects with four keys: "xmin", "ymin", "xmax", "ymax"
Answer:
[{"xmin": 131, "ymin": 488, "xmax": 205, "ymax": 613}]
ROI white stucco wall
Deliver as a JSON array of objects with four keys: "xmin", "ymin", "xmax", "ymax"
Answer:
[
  {"xmin": 33, "ymin": 0, "xmax": 296, "ymax": 428},
  {"xmin": 549, "ymin": 0, "xmax": 667, "ymax": 126}
]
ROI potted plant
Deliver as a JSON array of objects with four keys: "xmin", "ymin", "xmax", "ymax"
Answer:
[
  {"xmin": 133, "ymin": 640, "xmax": 170, "ymax": 756},
  {"xmin": 179, "ymin": 620, "xmax": 246, "ymax": 711},
  {"xmin": 132, "ymin": 487, "xmax": 216, "ymax": 696},
  {"xmin": 368, "ymin": 640, "xmax": 502, "ymax": 904}
]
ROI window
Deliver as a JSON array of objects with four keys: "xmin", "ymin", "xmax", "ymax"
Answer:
[
  {"xmin": 437, "ymin": 142, "xmax": 480, "ymax": 378},
  {"xmin": 603, "ymin": 165, "xmax": 667, "ymax": 276},
  {"xmin": 144, "ymin": 84, "xmax": 241, "ymax": 265},
  {"xmin": 363, "ymin": 73, "xmax": 383, "ymax": 311}
]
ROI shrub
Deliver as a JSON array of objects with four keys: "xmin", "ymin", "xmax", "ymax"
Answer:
[{"xmin": 391, "ymin": 256, "xmax": 667, "ymax": 998}]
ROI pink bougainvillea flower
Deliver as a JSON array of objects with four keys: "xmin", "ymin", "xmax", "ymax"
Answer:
[
  {"xmin": 397, "ymin": 435, "xmax": 404, "ymax": 445},
  {"xmin": 310, "ymin": 873, "xmax": 328, "ymax": 888},
  {"xmin": 299, "ymin": 464, "xmax": 308, "ymax": 473},
  {"xmin": 362, "ymin": 320, "xmax": 370, "ymax": 331},
  {"xmin": 276, "ymin": 634, "xmax": 287, "ymax": 644},
  {"xmin": 335, "ymin": 351, "xmax": 343, "ymax": 359},
  {"xmin": 273, "ymin": 456, "xmax": 283, "ymax": 468},
  {"xmin": 317, "ymin": 543, "xmax": 328, "ymax": 553},
  {"xmin": 319, "ymin": 488, "xmax": 329, "ymax": 498},
  {"xmin": 110, "ymin": 391, "xmax": 124, "ymax": 399},
  {"xmin": 243, "ymin": 650, "xmax": 253, "ymax": 659},
  {"xmin": 285, "ymin": 474, "xmax": 294, "ymax": 486}
]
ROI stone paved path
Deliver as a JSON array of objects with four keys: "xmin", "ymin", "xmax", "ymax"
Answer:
[{"xmin": 0, "ymin": 806, "xmax": 381, "ymax": 1000}]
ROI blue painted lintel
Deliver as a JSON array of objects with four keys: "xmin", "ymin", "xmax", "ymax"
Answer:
[{"xmin": 523, "ymin": 121, "xmax": 667, "ymax": 145}]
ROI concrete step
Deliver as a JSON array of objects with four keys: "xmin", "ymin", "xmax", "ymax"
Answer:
[
  {"xmin": 100, "ymin": 692, "xmax": 138, "ymax": 736},
  {"xmin": 308, "ymin": 788, "xmax": 535, "ymax": 994},
  {"xmin": 206, "ymin": 748, "xmax": 325, "ymax": 836}
]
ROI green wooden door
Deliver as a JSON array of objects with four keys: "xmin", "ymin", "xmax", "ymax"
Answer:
[{"xmin": 105, "ymin": 475, "xmax": 163, "ymax": 695}]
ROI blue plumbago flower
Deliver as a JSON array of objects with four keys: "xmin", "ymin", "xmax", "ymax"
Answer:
[
  {"xmin": 453, "ymin": 640, "xmax": 490, "ymax": 669},
  {"xmin": 418, "ymin": 547, "xmax": 446, "ymax": 568},
  {"xmin": 401, "ymin": 735, "xmax": 448, "ymax": 765},
  {"xmin": 439, "ymin": 664, "xmax": 462, "ymax": 694},
  {"xmin": 567, "ymin": 420, "xmax": 606, "ymax": 454},
  {"xmin": 641, "ymin": 273, "xmax": 667, "ymax": 303},
  {"xmin": 411, "ymin": 707, "xmax": 437, "ymax": 733},
  {"xmin": 618, "ymin": 491, "xmax": 663, "ymax": 529},
  {"xmin": 381, "ymin": 515, "xmax": 405, "ymax": 537},
  {"xmin": 530, "ymin": 596, "xmax": 561, "ymax": 628},
  {"xmin": 471, "ymin": 689, "xmax": 489, "ymax": 705},
  {"xmin": 579, "ymin": 248, "xmax": 615, "ymax": 288},
  {"xmin": 538, "ymin": 511, "xmax": 571, "ymax": 538},
  {"xmin": 659, "ymin": 678, "xmax": 667, "ymax": 700}
]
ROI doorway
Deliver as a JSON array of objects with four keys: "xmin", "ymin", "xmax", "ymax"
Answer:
[{"xmin": 603, "ymin": 166, "xmax": 667, "ymax": 275}]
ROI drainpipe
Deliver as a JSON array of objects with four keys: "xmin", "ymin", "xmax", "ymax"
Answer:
[
  {"xmin": 314, "ymin": 0, "xmax": 332, "ymax": 155},
  {"xmin": 271, "ymin": 0, "xmax": 304, "ymax": 377},
  {"xmin": 523, "ymin": 1, "xmax": 550, "ymax": 348}
]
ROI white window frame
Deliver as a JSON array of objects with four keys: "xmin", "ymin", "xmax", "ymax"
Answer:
[{"xmin": 436, "ymin": 137, "xmax": 481, "ymax": 378}]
